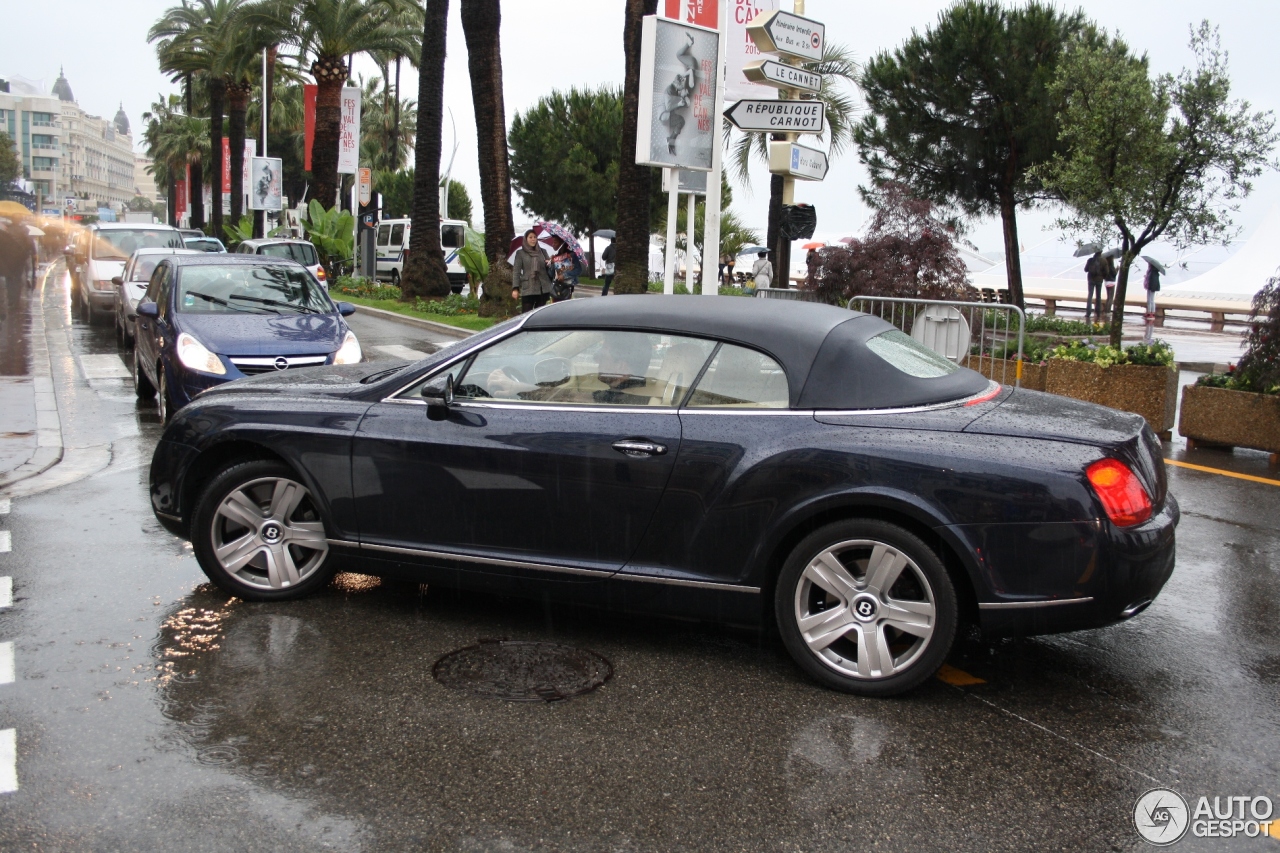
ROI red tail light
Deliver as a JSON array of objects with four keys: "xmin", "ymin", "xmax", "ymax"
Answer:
[
  {"xmin": 316, "ymin": 266, "xmax": 327, "ymax": 281},
  {"xmin": 1086, "ymin": 458, "xmax": 1152, "ymax": 527}
]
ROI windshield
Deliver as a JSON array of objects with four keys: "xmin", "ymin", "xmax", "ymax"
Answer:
[
  {"xmin": 258, "ymin": 242, "xmax": 318, "ymax": 266},
  {"xmin": 92, "ymin": 229, "xmax": 183, "ymax": 259},
  {"xmin": 176, "ymin": 264, "xmax": 333, "ymax": 315}
]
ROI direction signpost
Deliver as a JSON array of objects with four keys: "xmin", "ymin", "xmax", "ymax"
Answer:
[
  {"xmin": 745, "ymin": 9, "xmax": 825, "ymax": 61},
  {"xmin": 742, "ymin": 59, "xmax": 822, "ymax": 93},
  {"xmin": 768, "ymin": 141, "xmax": 829, "ymax": 181},
  {"xmin": 724, "ymin": 99, "xmax": 826, "ymax": 133}
]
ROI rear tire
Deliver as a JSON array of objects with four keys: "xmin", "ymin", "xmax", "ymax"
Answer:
[
  {"xmin": 775, "ymin": 519, "xmax": 958, "ymax": 697},
  {"xmin": 190, "ymin": 460, "xmax": 337, "ymax": 601},
  {"xmin": 133, "ymin": 348, "xmax": 155, "ymax": 399}
]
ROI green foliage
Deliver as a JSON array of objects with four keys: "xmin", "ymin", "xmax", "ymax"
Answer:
[
  {"xmin": 223, "ymin": 214, "xmax": 254, "ymax": 246},
  {"xmin": 645, "ymin": 281, "xmax": 754, "ymax": 297},
  {"xmin": 0, "ymin": 131, "xmax": 19, "ymax": 186},
  {"xmin": 1230, "ymin": 273, "xmax": 1280, "ymax": 394},
  {"xmin": 510, "ymin": 87, "xmax": 621, "ymax": 236},
  {"xmin": 127, "ymin": 196, "xmax": 156, "ymax": 212},
  {"xmin": 375, "ymin": 169, "xmax": 414, "ymax": 218},
  {"xmin": 300, "ymin": 199, "xmax": 354, "ymax": 275},
  {"xmin": 444, "ymin": 179, "xmax": 473, "ymax": 225},
  {"xmin": 1025, "ymin": 314, "xmax": 1109, "ymax": 336},
  {"xmin": 456, "ymin": 225, "xmax": 488, "ymax": 288},
  {"xmin": 357, "ymin": 73, "xmax": 416, "ymax": 174},
  {"xmin": 1039, "ymin": 23, "xmax": 1279, "ymax": 345},
  {"xmin": 1049, "ymin": 339, "xmax": 1175, "ymax": 368},
  {"xmin": 331, "ymin": 276, "xmax": 399, "ymax": 299}
]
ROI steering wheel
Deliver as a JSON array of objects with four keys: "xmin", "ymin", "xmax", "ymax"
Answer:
[{"xmin": 499, "ymin": 364, "xmax": 530, "ymax": 384}]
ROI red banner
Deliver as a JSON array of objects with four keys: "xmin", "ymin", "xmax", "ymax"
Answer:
[
  {"xmin": 303, "ymin": 84, "xmax": 318, "ymax": 171},
  {"xmin": 221, "ymin": 138, "xmax": 232, "ymax": 194},
  {"xmin": 174, "ymin": 165, "xmax": 188, "ymax": 221},
  {"xmin": 664, "ymin": 0, "xmax": 718, "ymax": 27}
]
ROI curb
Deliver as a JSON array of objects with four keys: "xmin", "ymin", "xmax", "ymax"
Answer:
[
  {"xmin": 351, "ymin": 303, "xmax": 475, "ymax": 339},
  {"xmin": 0, "ymin": 266, "xmax": 64, "ymax": 494}
]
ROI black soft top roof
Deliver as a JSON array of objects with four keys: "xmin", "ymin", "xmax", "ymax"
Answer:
[{"xmin": 523, "ymin": 296, "xmax": 989, "ymax": 409}]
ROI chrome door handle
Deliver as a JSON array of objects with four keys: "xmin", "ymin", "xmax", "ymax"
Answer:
[{"xmin": 612, "ymin": 439, "xmax": 667, "ymax": 458}]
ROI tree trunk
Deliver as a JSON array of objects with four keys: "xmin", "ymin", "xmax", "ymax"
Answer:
[
  {"xmin": 189, "ymin": 157, "xmax": 205, "ymax": 233},
  {"xmin": 311, "ymin": 54, "xmax": 348, "ymax": 212},
  {"xmin": 167, "ymin": 173, "xmax": 177, "ymax": 227},
  {"xmin": 614, "ymin": 0, "xmax": 660, "ymax": 294},
  {"xmin": 256, "ymin": 46, "xmax": 277, "ymax": 239},
  {"xmin": 402, "ymin": 0, "xmax": 452, "ymax": 301},
  {"xmin": 588, "ymin": 228, "xmax": 596, "ymax": 280},
  {"xmin": 394, "ymin": 56, "xmax": 402, "ymax": 164},
  {"xmin": 208, "ymin": 77, "xmax": 225, "ymax": 243},
  {"xmin": 461, "ymin": 0, "xmax": 517, "ymax": 315},
  {"xmin": 1110, "ymin": 241, "xmax": 1137, "ymax": 347},
  {"xmin": 998, "ymin": 184, "xmax": 1026, "ymax": 311},
  {"xmin": 227, "ymin": 82, "xmax": 251, "ymax": 233}
]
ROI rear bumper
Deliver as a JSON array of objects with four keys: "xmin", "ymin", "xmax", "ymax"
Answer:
[
  {"xmin": 86, "ymin": 288, "xmax": 115, "ymax": 313},
  {"xmin": 954, "ymin": 494, "xmax": 1179, "ymax": 637}
]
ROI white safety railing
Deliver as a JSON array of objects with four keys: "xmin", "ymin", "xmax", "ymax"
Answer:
[{"xmin": 847, "ymin": 295, "xmax": 1027, "ymax": 387}]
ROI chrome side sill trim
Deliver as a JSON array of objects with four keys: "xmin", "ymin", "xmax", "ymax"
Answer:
[
  {"xmin": 978, "ymin": 597, "xmax": 1094, "ymax": 610},
  {"xmin": 340, "ymin": 539, "xmax": 760, "ymax": 592}
]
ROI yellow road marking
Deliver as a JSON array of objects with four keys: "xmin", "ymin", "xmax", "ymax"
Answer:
[
  {"xmin": 936, "ymin": 664, "xmax": 986, "ymax": 686},
  {"xmin": 1165, "ymin": 458, "xmax": 1280, "ymax": 487}
]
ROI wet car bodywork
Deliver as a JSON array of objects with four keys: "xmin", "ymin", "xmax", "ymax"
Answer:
[{"xmin": 149, "ymin": 297, "xmax": 1178, "ymax": 694}]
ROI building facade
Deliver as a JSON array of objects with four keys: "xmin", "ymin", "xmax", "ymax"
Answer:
[
  {"xmin": 0, "ymin": 75, "xmax": 64, "ymax": 214},
  {"xmin": 54, "ymin": 70, "xmax": 136, "ymax": 215}
]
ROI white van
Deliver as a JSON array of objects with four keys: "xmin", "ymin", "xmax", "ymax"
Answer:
[{"xmin": 375, "ymin": 218, "xmax": 468, "ymax": 293}]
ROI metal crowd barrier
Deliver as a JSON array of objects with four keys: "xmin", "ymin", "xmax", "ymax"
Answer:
[
  {"xmin": 847, "ymin": 295, "xmax": 1027, "ymax": 387},
  {"xmin": 754, "ymin": 287, "xmax": 820, "ymax": 302}
]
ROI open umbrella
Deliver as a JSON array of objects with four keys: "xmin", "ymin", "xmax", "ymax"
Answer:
[
  {"xmin": 802, "ymin": 241, "xmax": 825, "ymax": 250},
  {"xmin": 507, "ymin": 233, "xmax": 558, "ymax": 264},
  {"xmin": 534, "ymin": 222, "xmax": 586, "ymax": 264},
  {"xmin": 26, "ymin": 225, "xmax": 45, "ymax": 237},
  {"xmin": 737, "ymin": 245, "xmax": 769, "ymax": 256},
  {"xmin": 593, "ymin": 229, "xmax": 616, "ymax": 239},
  {"xmin": 0, "ymin": 201, "xmax": 32, "ymax": 219},
  {"xmin": 1141, "ymin": 255, "xmax": 1167, "ymax": 274},
  {"xmin": 1073, "ymin": 242, "xmax": 1102, "ymax": 257},
  {"xmin": 1102, "ymin": 247, "xmax": 1123, "ymax": 260}
]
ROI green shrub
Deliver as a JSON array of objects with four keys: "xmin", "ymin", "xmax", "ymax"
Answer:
[
  {"xmin": 331, "ymin": 276, "xmax": 401, "ymax": 300},
  {"xmin": 1049, "ymin": 339, "xmax": 1175, "ymax": 368},
  {"xmin": 1024, "ymin": 314, "xmax": 1109, "ymax": 336}
]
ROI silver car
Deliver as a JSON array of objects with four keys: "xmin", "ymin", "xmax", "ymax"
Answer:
[{"xmin": 113, "ymin": 248, "xmax": 200, "ymax": 346}]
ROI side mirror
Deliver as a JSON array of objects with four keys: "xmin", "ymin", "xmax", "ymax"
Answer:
[
  {"xmin": 137, "ymin": 301, "xmax": 159, "ymax": 319},
  {"xmin": 336, "ymin": 301, "xmax": 356, "ymax": 317},
  {"xmin": 111, "ymin": 276, "xmax": 123, "ymax": 286},
  {"xmin": 421, "ymin": 372, "xmax": 454, "ymax": 421}
]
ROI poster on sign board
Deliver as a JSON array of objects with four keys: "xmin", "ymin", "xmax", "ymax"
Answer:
[
  {"xmin": 636, "ymin": 16, "xmax": 719, "ymax": 171},
  {"xmin": 726, "ymin": 0, "xmax": 780, "ymax": 102},
  {"xmin": 664, "ymin": 0, "xmax": 718, "ymax": 28},
  {"xmin": 337, "ymin": 86, "xmax": 361, "ymax": 174},
  {"xmin": 249, "ymin": 157, "xmax": 283, "ymax": 210}
]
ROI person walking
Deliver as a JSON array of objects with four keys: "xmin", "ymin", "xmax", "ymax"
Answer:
[
  {"xmin": 1102, "ymin": 252, "xmax": 1118, "ymax": 318},
  {"xmin": 723, "ymin": 252, "xmax": 735, "ymax": 287},
  {"xmin": 1142, "ymin": 260, "xmax": 1162, "ymax": 344},
  {"xmin": 1083, "ymin": 250, "xmax": 1104, "ymax": 324},
  {"xmin": 750, "ymin": 250, "xmax": 773, "ymax": 292},
  {"xmin": 600, "ymin": 241, "xmax": 616, "ymax": 296},
  {"xmin": 512, "ymin": 229, "xmax": 553, "ymax": 313}
]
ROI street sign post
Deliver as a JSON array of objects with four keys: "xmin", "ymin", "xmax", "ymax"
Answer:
[
  {"xmin": 768, "ymin": 140, "xmax": 828, "ymax": 181},
  {"xmin": 746, "ymin": 9, "xmax": 824, "ymax": 62},
  {"xmin": 724, "ymin": 99, "xmax": 825, "ymax": 133},
  {"xmin": 358, "ymin": 167, "xmax": 372, "ymax": 206},
  {"xmin": 742, "ymin": 59, "xmax": 821, "ymax": 93}
]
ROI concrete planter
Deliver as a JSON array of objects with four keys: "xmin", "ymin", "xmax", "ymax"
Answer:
[
  {"xmin": 1179, "ymin": 384, "xmax": 1280, "ymax": 461},
  {"xmin": 1045, "ymin": 360, "xmax": 1178, "ymax": 436},
  {"xmin": 971, "ymin": 358, "xmax": 1047, "ymax": 392}
]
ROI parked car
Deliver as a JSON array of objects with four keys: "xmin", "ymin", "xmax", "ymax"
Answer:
[
  {"xmin": 69, "ymin": 222, "xmax": 184, "ymax": 324},
  {"xmin": 133, "ymin": 255, "xmax": 360, "ymax": 423},
  {"xmin": 184, "ymin": 236, "xmax": 227, "ymax": 253},
  {"xmin": 149, "ymin": 297, "xmax": 1178, "ymax": 696},
  {"xmin": 235, "ymin": 238, "xmax": 327, "ymax": 287},
  {"xmin": 374, "ymin": 217, "xmax": 467, "ymax": 292},
  {"xmin": 178, "ymin": 228, "xmax": 206, "ymax": 241},
  {"xmin": 113, "ymin": 248, "xmax": 201, "ymax": 345}
]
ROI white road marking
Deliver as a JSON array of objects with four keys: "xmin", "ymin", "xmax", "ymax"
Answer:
[
  {"xmin": 0, "ymin": 531, "xmax": 9, "ymax": 553},
  {"xmin": 78, "ymin": 354, "xmax": 132, "ymax": 380},
  {"xmin": 0, "ymin": 577, "xmax": 10, "ymax": 608},
  {"xmin": 0, "ymin": 498, "xmax": 9, "ymax": 515},
  {"xmin": 374, "ymin": 344, "xmax": 429, "ymax": 361},
  {"xmin": 0, "ymin": 643, "xmax": 11, "ymax": 685},
  {"xmin": 0, "ymin": 729, "xmax": 15, "ymax": 793}
]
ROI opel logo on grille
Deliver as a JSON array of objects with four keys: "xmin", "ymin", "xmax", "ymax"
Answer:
[{"xmin": 273, "ymin": 357, "xmax": 290, "ymax": 371}]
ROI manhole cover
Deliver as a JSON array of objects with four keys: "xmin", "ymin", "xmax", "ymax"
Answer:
[{"xmin": 432, "ymin": 640, "xmax": 613, "ymax": 702}]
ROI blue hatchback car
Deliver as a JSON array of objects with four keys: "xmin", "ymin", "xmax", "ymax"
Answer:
[{"xmin": 132, "ymin": 255, "xmax": 361, "ymax": 421}]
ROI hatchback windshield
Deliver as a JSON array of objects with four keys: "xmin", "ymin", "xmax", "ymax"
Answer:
[
  {"xmin": 257, "ymin": 242, "xmax": 318, "ymax": 266},
  {"xmin": 176, "ymin": 264, "xmax": 332, "ymax": 315},
  {"xmin": 92, "ymin": 229, "xmax": 183, "ymax": 259}
]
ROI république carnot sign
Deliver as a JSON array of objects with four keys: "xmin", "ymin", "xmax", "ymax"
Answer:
[{"xmin": 724, "ymin": 99, "xmax": 826, "ymax": 133}]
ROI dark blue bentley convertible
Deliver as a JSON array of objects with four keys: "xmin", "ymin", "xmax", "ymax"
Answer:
[{"xmin": 149, "ymin": 296, "xmax": 1178, "ymax": 695}]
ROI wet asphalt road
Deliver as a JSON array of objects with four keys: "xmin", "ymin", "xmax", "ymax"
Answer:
[{"xmin": 0, "ymin": 265, "xmax": 1278, "ymax": 851}]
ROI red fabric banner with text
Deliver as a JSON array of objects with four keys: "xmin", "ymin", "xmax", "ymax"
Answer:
[
  {"xmin": 303, "ymin": 84, "xmax": 318, "ymax": 171},
  {"xmin": 221, "ymin": 138, "xmax": 231, "ymax": 194},
  {"xmin": 664, "ymin": 0, "xmax": 718, "ymax": 27}
]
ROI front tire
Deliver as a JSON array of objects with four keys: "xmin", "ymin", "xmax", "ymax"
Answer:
[
  {"xmin": 190, "ymin": 460, "xmax": 336, "ymax": 601},
  {"xmin": 775, "ymin": 520, "xmax": 958, "ymax": 697},
  {"xmin": 133, "ymin": 347, "xmax": 155, "ymax": 399},
  {"xmin": 157, "ymin": 366, "xmax": 172, "ymax": 423}
]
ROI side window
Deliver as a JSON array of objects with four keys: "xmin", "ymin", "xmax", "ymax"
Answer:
[
  {"xmin": 440, "ymin": 224, "xmax": 464, "ymax": 249},
  {"xmin": 444, "ymin": 330, "xmax": 715, "ymax": 407},
  {"xmin": 389, "ymin": 224, "xmax": 405, "ymax": 247},
  {"xmin": 143, "ymin": 264, "xmax": 166, "ymax": 303},
  {"xmin": 377, "ymin": 224, "xmax": 391, "ymax": 246},
  {"xmin": 156, "ymin": 266, "xmax": 174, "ymax": 319},
  {"xmin": 686, "ymin": 344, "xmax": 789, "ymax": 409}
]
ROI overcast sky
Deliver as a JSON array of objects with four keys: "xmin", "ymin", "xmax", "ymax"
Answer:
[{"xmin": 6, "ymin": 0, "xmax": 1279, "ymax": 259}]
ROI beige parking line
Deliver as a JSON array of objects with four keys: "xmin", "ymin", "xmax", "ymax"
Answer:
[{"xmin": 1165, "ymin": 458, "xmax": 1280, "ymax": 487}]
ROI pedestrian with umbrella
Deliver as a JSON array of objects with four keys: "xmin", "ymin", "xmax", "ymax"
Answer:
[
  {"xmin": 601, "ymin": 241, "xmax": 616, "ymax": 296},
  {"xmin": 1142, "ymin": 256, "xmax": 1166, "ymax": 344},
  {"xmin": 511, "ymin": 229, "xmax": 554, "ymax": 313},
  {"xmin": 1076, "ymin": 242, "xmax": 1104, "ymax": 324}
]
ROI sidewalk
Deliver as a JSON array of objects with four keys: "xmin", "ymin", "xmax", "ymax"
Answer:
[{"xmin": 0, "ymin": 265, "xmax": 64, "ymax": 492}]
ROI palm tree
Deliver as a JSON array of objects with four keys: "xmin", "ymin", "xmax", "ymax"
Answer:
[
  {"xmin": 460, "ymin": 0, "xmax": 516, "ymax": 314},
  {"xmin": 150, "ymin": 0, "xmax": 252, "ymax": 239},
  {"xmin": 727, "ymin": 44, "xmax": 859, "ymax": 281},
  {"xmin": 142, "ymin": 96, "xmax": 210, "ymax": 227},
  {"xmin": 614, "ymin": 0, "xmax": 660, "ymax": 294},
  {"xmin": 357, "ymin": 75, "xmax": 416, "ymax": 174},
  {"xmin": 401, "ymin": 0, "xmax": 451, "ymax": 300},
  {"xmin": 249, "ymin": 0, "xmax": 420, "ymax": 211}
]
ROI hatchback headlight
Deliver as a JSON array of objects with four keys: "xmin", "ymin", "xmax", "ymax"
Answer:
[
  {"xmin": 333, "ymin": 331, "xmax": 362, "ymax": 365},
  {"xmin": 176, "ymin": 332, "xmax": 227, "ymax": 375}
]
